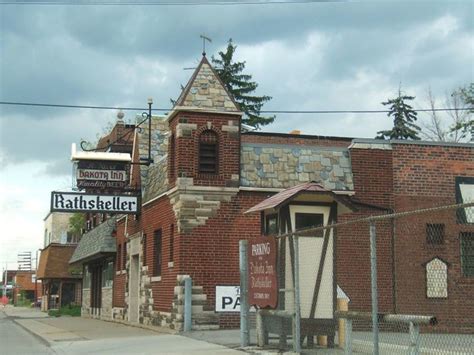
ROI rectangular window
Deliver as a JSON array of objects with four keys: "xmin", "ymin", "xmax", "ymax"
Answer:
[
  {"xmin": 83, "ymin": 265, "xmax": 90, "ymax": 289},
  {"xmin": 460, "ymin": 232, "xmax": 474, "ymax": 277},
  {"xmin": 295, "ymin": 213, "xmax": 324, "ymax": 237},
  {"xmin": 199, "ymin": 143, "xmax": 217, "ymax": 173},
  {"xmin": 142, "ymin": 234, "xmax": 147, "ymax": 267},
  {"xmin": 199, "ymin": 130, "xmax": 218, "ymax": 174},
  {"xmin": 122, "ymin": 242, "xmax": 127, "ymax": 270},
  {"xmin": 169, "ymin": 224, "xmax": 174, "ymax": 262},
  {"xmin": 116, "ymin": 244, "xmax": 122, "ymax": 271},
  {"xmin": 265, "ymin": 214, "xmax": 278, "ymax": 236},
  {"xmin": 456, "ymin": 177, "xmax": 474, "ymax": 224},
  {"xmin": 154, "ymin": 230, "xmax": 162, "ymax": 277},
  {"xmin": 101, "ymin": 261, "xmax": 114, "ymax": 287},
  {"xmin": 426, "ymin": 224, "xmax": 445, "ymax": 245}
]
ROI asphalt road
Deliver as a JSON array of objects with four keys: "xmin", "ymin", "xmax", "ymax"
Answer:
[{"xmin": 0, "ymin": 311, "xmax": 53, "ymax": 354}]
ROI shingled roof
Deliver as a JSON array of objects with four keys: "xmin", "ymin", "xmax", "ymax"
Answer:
[
  {"xmin": 246, "ymin": 181, "xmax": 356, "ymax": 214},
  {"xmin": 70, "ymin": 218, "xmax": 117, "ymax": 264},
  {"xmin": 37, "ymin": 244, "xmax": 81, "ymax": 279}
]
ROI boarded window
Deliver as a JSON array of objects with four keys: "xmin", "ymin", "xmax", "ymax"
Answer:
[
  {"xmin": 426, "ymin": 224, "xmax": 445, "ymax": 245},
  {"xmin": 169, "ymin": 224, "xmax": 174, "ymax": 263},
  {"xmin": 460, "ymin": 232, "xmax": 474, "ymax": 277},
  {"xmin": 116, "ymin": 244, "xmax": 122, "ymax": 271},
  {"xmin": 199, "ymin": 130, "xmax": 218, "ymax": 174},
  {"xmin": 142, "ymin": 234, "xmax": 147, "ymax": 267},
  {"xmin": 122, "ymin": 242, "xmax": 127, "ymax": 270},
  {"xmin": 154, "ymin": 230, "xmax": 162, "ymax": 277},
  {"xmin": 426, "ymin": 258, "xmax": 448, "ymax": 298}
]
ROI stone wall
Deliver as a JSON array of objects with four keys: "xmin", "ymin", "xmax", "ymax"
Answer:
[
  {"xmin": 241, "ymin": 143, "xmax": 353, "ymax": 191},
  {"xmin": 81, "ymin": 289, "xmax": 90, "ymax": 316},
  {"xmin": 101, "ymin": 287, "xmax": 113, "ymax": 320},
  {"xmin": 169, "ymin": 178, "xmax": 239, "ymax": 233}
]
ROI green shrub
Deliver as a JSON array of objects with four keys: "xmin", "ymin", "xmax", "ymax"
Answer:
[{"xmin": 48, "ymin": 305, "xmax": 81, "ymax": 317}]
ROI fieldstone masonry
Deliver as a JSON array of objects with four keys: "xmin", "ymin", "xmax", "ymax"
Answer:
[
  {"xmin": 178, "ymin": 62, "xmax": 239, "ymax": 113},
  {"xmin": 241, "ymin": 143, "xmax": 354, "ymax": 191}
]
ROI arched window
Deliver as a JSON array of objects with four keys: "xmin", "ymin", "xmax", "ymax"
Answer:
[{"xmin": 199, "ymin": 130, "xmax": 218, "ymax": 174}]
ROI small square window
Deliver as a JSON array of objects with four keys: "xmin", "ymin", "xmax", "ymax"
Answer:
[
  {"xmin": 426, "ymin": 224, "xmax": 445, "ymax": 245},
  {"xmin": 265, "ymin": 214, "xmax": 278, "ymax": 235}
]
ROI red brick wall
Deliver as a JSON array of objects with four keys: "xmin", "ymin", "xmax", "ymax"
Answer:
[
  {"xmin": 177, "ymin": 191, "xmax": 267, "ymax": 312},
  {"xmin": 141, "ymin": 197, "xmax": 178, "ymax": 312},
  {"xmin": 168, "ymin": 112, "xmax": 240, "ymax": 187},
  {"xmin": 391, "ymin": 144, "xmax": 474, "ymax": 332},
  {"xmin": 350, "ymin": 147, "xmax": 393, "ymax": 208},
  {"xmin": 337, "ymin": 147, "xmax": 395, "ymax": 313},
  {"xmin": 113, "ymin": 220, "xmax": 127, "ymax": 308}
]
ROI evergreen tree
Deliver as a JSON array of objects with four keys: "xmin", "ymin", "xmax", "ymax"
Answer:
[
  {"xmin": 212, "ymin": 39, "xmax": 274, "ymax": 129},
  {"xmin": 377, "ymin": 88, "xmax": 420, "ymax": 140}
]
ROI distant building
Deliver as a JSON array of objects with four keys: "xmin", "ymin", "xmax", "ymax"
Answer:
[
  {"xmin": 5, "ymin": 270, "xmax": 42, "ymax": 305},
  {"xmin": 38, "ymin": 212, "xmax": 83, "ymax": 310},
  {"xmin": 37, "ymin": 244, "xmax": 82, "ymax": 310},
  {"xmin": 43, "ymin": 212, "xmax": 78, "ymax": 247}
]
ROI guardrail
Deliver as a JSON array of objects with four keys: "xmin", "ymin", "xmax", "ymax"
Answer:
[{"xmin": 335, "ymin": 311, "xmax": 437, "ymax": 355}]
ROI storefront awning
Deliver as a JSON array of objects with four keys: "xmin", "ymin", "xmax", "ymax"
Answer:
[{"xmin": 69, "ymin": 218, "xmax": 117, "ymax": 265}]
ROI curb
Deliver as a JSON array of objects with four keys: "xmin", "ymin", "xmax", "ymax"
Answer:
[{"xmin": 2, "ymin": 310, "xmax": 52, "ymax": 348}]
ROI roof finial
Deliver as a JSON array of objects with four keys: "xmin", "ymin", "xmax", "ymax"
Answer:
[
  {"xmin": 117, "ymin": 110, "xmax": 124, "ymax": 124},
  {"xmin": 200, "ymin": 34, "xmax": 212, "ymax": 56}
]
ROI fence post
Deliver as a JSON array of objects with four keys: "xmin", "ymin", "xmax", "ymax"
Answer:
[
  {"xmin": 369, "ymin": 222, "xmax": 379, "ymax": 355},
  {"xmin": 293, "ymin": 235, "xmax": 302, "ymax": 354},
  {"xmin": 184, "ymin": 276, "xmax": 192, "ymax": 332},
  {"xmin": 239, "ymin": 240, "xmax": 250, "ymax": 347},
  {"xmin": 344, "ymin": 318, "xmax": 353, "ymax": 355},
  {"xmin": 409, "ymin": 321, "xmax": 420, "ymax": 355}
]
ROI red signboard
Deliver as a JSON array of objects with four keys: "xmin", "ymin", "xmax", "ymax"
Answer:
[{"xmin": 248, "ymin": 236, "xmax": 278, "ymax": 308}]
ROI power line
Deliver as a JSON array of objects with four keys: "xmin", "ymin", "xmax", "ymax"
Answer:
[
  {"xmin": 0, "ymin": 101, "xmax": 469, "ymax": 115},
  {"xmin": 0, "ymin": 0, "xmax": 343, "ymax": 6}
]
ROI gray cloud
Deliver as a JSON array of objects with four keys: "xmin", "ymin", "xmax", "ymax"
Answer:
[{"xmin": 1, "ymin": 1, "xmax": 473, "ymax": 175}]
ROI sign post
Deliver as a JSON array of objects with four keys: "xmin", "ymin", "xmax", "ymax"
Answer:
[{"xmin": 248, "ymin": 237, "xmax": 278, "ymax": 309}]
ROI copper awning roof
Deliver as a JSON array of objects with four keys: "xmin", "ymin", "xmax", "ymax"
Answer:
[{"xmin": 245, "ymin": 181, "xmax": 356, "ymax": 214}]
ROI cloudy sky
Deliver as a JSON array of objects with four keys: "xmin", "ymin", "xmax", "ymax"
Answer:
[{"xmin": 0, "ymin": 0, "xmax": 472, "ymax": 271}]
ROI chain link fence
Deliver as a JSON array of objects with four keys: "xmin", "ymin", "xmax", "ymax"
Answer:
[{"xmin": 246, "ymin": 201, "xmax": 474, "ymax": 354}]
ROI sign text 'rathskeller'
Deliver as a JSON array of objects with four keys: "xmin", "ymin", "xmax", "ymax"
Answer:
[{"xmin": 51, "ymin": 191, "xmax": 139, "ymax": 214}]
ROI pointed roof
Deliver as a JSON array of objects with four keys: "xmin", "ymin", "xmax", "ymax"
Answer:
[
  {"xmin": 245, "ymin": 181, "xmax": 357, "ymax": 214},
  {"xmin": 172, "ymin": 56, "xmax": 242, "ymax": 116}
]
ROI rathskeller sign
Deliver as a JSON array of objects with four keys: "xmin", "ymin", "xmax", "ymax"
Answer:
[{"xmin": 51, "ymin": 191, "xmax": 140, "ymax": 214}]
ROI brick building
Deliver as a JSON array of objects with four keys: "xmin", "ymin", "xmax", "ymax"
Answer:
[
  {"xmin": 9, "ymin": 270, "xmax": 42, "ymax": 305},
  {"xmin": 37, "ymin": 244, "xmax": 82, "ymax": 310},
  {"xmin": 73, "ymin": 55, "xmax": 473, "ymax": 333}
]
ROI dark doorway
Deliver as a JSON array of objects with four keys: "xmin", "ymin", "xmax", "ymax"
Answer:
[
  {"xmin": 90, "ymin": 264, "xmax": 102, "ymax": 310},
  {"xmin": 61, "ymin": 282, "xmax": 76, "ymax": 307}
]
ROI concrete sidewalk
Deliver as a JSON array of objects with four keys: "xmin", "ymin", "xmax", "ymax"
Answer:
[{"xmin": 2, "ymin": 306, "xmax": 243, "ymax": 354}]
